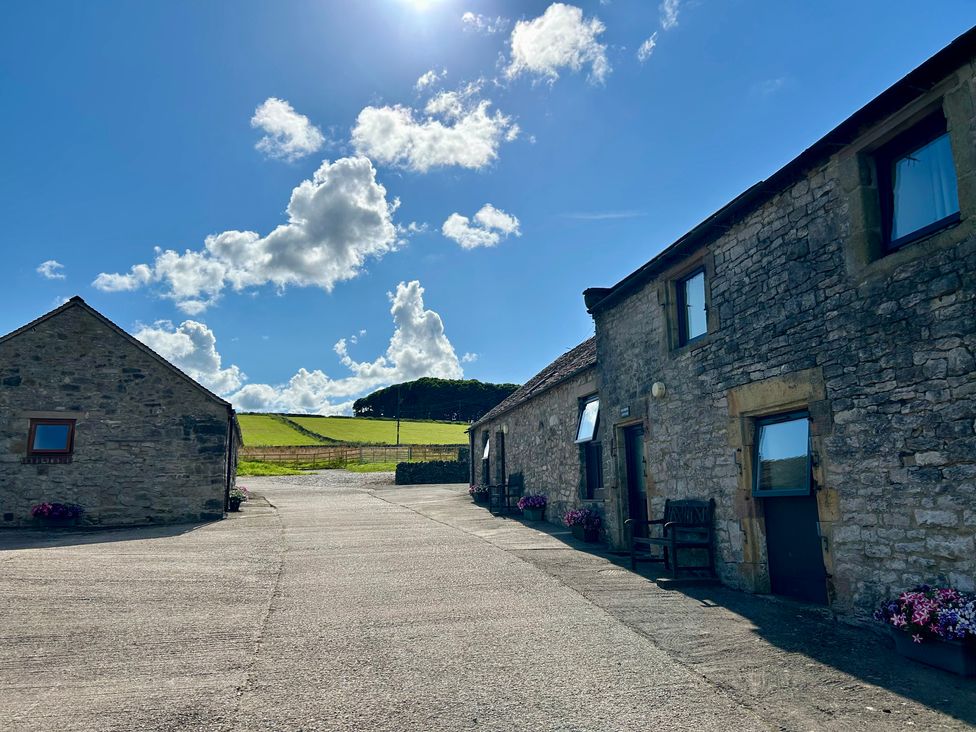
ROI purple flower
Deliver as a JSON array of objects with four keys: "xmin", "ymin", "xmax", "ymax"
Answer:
[{"xmin": 517, "ymin": 494, "xmax": 547, "ymax": 510}]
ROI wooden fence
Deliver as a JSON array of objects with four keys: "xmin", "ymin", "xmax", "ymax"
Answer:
[{"xmin": 241, "ymin": 443, "xmax": 468, "ymax": 467}]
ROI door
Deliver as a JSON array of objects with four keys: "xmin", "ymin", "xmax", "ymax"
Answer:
[
  {"xmin": 754, "ymin": 412, "xmax": 827, "ymax": 605},
  {"xmin": 764, "ymin": 494, "xmax": 827, "ymax": 604},
  {"xmin": 623, "ymin": 425, "xmax": 648, "ymax": 538}
]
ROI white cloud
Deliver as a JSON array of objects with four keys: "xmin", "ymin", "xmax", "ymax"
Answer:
[
  {"xmin": 93, "ymin": 157, "xmax": 398, "ymax": 313},
  {"xmin": 36, "ymin": 260, "xmax": 66, "ymax": 280},
  {"xmin": 442, "ymin": 203, "xmax": 520, "ymax": 249},
  {"xmin": 228, "ymin": 281, "xmax": 463, "ymax": 415},
  {"xmin": 92, "ymin": 264, "xmax": 154, "ymax": 292},
  {"xmin": 660, "ymin": 0, "xmax": 679, "ymax": 30},
  {"xmin": 506, "ymin": 3, "xmax": 610, "ymax": 84},
  {"xmin": 461, "ymin": 11, "xmax": 510, "ymax": 34},
  {"xmin": 133, "ymin": 319, "xmax": 245, "ymax": 394},
  {"xmin": 415, "ymin": 68, "xmax": 447, "ymax": 90},
  {"xmin": 251, "ymin": 97, "xmax": 325, "ymax": 162},
  {"xmin": 352, "ymin": 86, "xmax": 517, "ymax": 172},
  {"xmin": 637, "ymin": 33, "xmax": 658, "ymax": 63},
  {"xmin": 461, "ymin": 352, "xmax": 478, "ymax": 363}
]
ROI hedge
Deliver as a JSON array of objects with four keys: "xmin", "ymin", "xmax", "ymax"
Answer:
[{"xmin": 394, "ymin": 460, "xmax": 468, "ymax": 485}]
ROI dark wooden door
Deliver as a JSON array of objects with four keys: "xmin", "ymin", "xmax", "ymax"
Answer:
[
  {"xmin": 624, "ymin": 426, "xmax": 648, "ymax": 538},
  {"xmin": 764, "ymin": 493, "xmax": 828, "ymax": 605}
]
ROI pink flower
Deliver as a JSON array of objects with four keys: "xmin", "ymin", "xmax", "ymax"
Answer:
[
  {"xmin": 891, "ymin": 614, "xmax": 907, "ymax": 627},
  {"xmin": 912, "ymin": 634, "xmax": 923, "ymax": 644}
]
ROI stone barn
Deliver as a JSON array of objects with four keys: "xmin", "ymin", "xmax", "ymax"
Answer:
[
  {"xmin": 0, "ymin": 297, "xmax": 240, "ymax": 528},
  {"xmin": 469, "ymin": 338, "xmax": 599, "ymax": 523}
]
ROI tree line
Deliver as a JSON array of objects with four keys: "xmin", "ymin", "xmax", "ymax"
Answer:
[{"xmin": 352, "ymin": 377, "xmax": 520, "ymax": 422}]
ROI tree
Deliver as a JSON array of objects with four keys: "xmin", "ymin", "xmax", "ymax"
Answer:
[{"xmin": 353, "ymin": 378, "xmax": 519, "ymax": 422}]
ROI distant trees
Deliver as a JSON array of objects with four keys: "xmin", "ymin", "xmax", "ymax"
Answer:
[{"xmin": 353, "ymin": 378, "xmax": 519, "ymax": 422}]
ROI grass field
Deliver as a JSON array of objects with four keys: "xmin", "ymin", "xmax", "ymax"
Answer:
[
  {"xmin": 290, "ymin": 416, "xmax": 468, "ymax": 445},
  {"xmin": 238, "ymin": 413, "xmax": 469, "ymax": 447},
  {"xmin": 237, "ymin": 415, "xmax": 325, "ymax": 447}
]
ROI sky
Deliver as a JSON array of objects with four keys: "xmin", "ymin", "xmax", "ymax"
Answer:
[{"xmin": 1, "ymin": 1, "xmax": 973, "ymax": 414}]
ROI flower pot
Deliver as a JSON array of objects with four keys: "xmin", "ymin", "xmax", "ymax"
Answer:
[
  {"xmin": 35, "ymin": 517, "xmax": 78, "ymax": 529},
  {"xmin": 891, "ymin": 629, "xmax": 976, "ymax": 676},
  {"xmin": 523, "ymin": 507, "xmax": 545, "ymax": 522},
  {"xmin": 473, "ymin": 492, "xmax": 489, "ymax": 505},
  {"xmin": 571, "ymin": 525, "xmax": 600, "ymax": 543},
  {"xmin": 228, "ymin": 498, "xmax": 242, "ymax": 513}
]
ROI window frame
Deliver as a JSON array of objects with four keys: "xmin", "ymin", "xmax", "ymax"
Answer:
[
  {"xmin": 751, "ymin": 411, "xmax": 811, "ymax": 498},
  {"xmin": 27, "ymin": 418, "xmax": 76, "ymax": 456},
  {"xmin": 875, "ymin": 112, "xmax": 960, "ymax": 253},
  {"xmin": 675, "ymin": 266, "xmax": 708, "ymax": 347},
  {"xmin": 582, "ymin": 440, "xmax": 604, "ymax": 500},
  {"xmin": 574, "ymin": 396, "xmax": 600, "ymax": 445}
]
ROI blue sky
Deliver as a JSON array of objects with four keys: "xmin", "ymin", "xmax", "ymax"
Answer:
[{"xmin": 2, "ymin": 1, "xmax": 973, "ymax": 413}]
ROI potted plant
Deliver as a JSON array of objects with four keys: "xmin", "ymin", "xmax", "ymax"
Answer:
[
  {"xmin": 31, "ymin": 502, "xmax": 83, "ymax": 528},
  {"xmin": 468, "ymin": 484, "xmax": 490, "ymax": 505},
  {"xmin": 517, "ymin": 494, "xmax": 547, "ymax": 522},
  {"xmin": 874, "ymin": 584, "xmax": 976, "ymax": 676},
  {"xmin": 563, "ymin": 507, "xmax": 602, "ymax": 542},
  {"xmin": 228, "ymin": 486, "xmax": 249, "ymax": 512}
]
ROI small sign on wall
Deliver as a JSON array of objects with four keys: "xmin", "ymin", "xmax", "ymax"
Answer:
[{"xmin": 620, "ymin": 406, "xmax": 630, "ymax": 418}]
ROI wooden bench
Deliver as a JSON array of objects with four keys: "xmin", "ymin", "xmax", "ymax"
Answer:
[
  {"xmin": 626, "ymin": 498, "xmax": 716, "ymax": 577},
  {"xmin": 489, "ymin": 472, "xmax": 525, "ymax": 515}
]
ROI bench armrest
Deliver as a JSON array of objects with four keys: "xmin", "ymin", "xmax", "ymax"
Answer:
[{"xmin": 664, "ymin": 521, "xmax": 709, "ymax": 531}]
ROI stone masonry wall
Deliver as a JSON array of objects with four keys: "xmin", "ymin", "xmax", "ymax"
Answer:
[
  {"xmin": 594, "ymin": 66, "xmax": 976, "ymax": 616},
  {"xmin": 474, "ymin": 367, "xmax": 603, "ymax": 528},
  {"xmin": 0, "ymin": 306, "xmax": 232, "ymax": 527}
]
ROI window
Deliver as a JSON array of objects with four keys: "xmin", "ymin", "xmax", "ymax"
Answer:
[
  {"xmin": 575, "ymin": 397, "xmax": 599, "ymax": 444},
  {"xmin": 753, "ymin": 413, "xmax": 811, "ymax": 497},
  {"xmin": 676, "ymin": 268, "xmax": 708, "ymax": 345},
  {"xmin": 28, "ymin": 419, "xmax": 75, "ymax": 455},
  {"xmin": 876, "ymin": 113, "xmax": 960, "ymax": 251},
  {"xmin": 481, "ymin": 433, "xmax": 489, "ymax": 484},
  {"xmin": 575, "ymin": 396, "xmax": 602, "ymax": 499},
  {"xmin": 583, "ymin": 441, "xmax": 604, "ymax": 499}
]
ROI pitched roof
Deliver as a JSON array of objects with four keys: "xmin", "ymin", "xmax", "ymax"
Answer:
[
  {"xmin": 0, "ymin": 296, "xmax": 233, "ymax": 409},
  {"xmin": 586, "ymin": 25, "xmax": 976, "ymax": 314},
  {"xmin": 472, "ymin": 337, "xmax": 597, "ymax": 428}
]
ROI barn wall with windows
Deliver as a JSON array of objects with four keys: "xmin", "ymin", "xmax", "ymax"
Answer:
[
  {"xmin": 0, "ymin": 299, "xmax": 236, "ymax": 528},
  {"xmin": 587, "ymin": 46, "xmax": 976, "ymax": 616},
  {"xmin": 469, "ymin": 339, "xmax": 607, "ymax": 528}
]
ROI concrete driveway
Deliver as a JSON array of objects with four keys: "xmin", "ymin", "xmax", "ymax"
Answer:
[{"xmin": 1, "ymin": 471, "xmax": 973, "ymax": 731}]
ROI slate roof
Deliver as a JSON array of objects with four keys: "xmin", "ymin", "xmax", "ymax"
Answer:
[
  {"xmin": 472, "ymin": 337, "xmax": 597, "ymax": 429},
  {"xmin": 586, "ymin": 25, "xmax": 976, "ymax": 314}
]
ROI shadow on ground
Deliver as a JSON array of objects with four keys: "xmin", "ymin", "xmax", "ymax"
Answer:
[
  {"xmin": 507, "ymin": 510, "xmax": 976, "ymax": 728},
  {"xmin": 0, "ymin": 519, "xmax": 219, "ymax": 551}
]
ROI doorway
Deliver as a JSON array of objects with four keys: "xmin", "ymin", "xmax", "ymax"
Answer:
[
  {"xmin": 623, "ymin": 425, "xmax": 648, "ymax": 538},
  {"xmin": 753, "ymin": 412, "xmax": 828, "ymax": 605}
]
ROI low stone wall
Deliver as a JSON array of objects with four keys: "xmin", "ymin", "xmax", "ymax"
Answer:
[{"xmin": 395, "ymin": 461, "xmax": 468, "ymax": 485}]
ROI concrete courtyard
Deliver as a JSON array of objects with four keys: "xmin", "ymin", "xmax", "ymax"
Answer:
[{"xmin": 1, "ymin": 471, "xmax": 973, "ymax": 731}]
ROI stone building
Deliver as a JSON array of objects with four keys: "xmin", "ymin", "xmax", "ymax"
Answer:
[
  {"xmin": 0, "ymin": 297, "xmax": 240, "ymax": 528},
  {"xmin": 469, "ymin": 338, "xmax": 599, "ymax": 523},
  {"xmin": 473, "ymin": 29, "xmax": 976, "ymax": 617}
]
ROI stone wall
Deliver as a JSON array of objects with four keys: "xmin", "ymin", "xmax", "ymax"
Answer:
[
  {"xmin": 0, "ymin": 305, "xmax": 233, "ymax": 527},
  {"xmin": 473, "ymin": 367, "xmax": 604, "ymax": 528},
  {"xmin": 593, "ymin": 66, "xmax": 976, "ymax": 615}
]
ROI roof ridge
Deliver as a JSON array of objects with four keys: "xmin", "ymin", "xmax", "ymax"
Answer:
[{"xmin": 0, "ymin": 297, "xmax": 232, "ymax": 409}]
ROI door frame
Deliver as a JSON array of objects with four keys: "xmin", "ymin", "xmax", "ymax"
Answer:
[
  {"xmin": 610, "ymin": 418, "xmax": 650, "ymax": 549},
  {"xmin": 726, "ymin": 368, "xmax": 838, "ymax": 603}
]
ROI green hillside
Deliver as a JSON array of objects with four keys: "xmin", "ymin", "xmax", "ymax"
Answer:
[
  {"xmin": 237, "ymin": 414, "xmax": 468, "ymax": 446},
  {"xmin": 291, "ymin": 416, "xmax": 468, "ymax": 445},
  {"xmin": 237, "ymin": 415, "xmax": 325, "ymax": 447}
]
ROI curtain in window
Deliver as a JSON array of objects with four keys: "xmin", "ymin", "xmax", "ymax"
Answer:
[{"xmin": 892, "ymin": 133, "xmax": 959, "ymax": 240}]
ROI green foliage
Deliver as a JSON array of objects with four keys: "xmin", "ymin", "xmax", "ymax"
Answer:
[
  {"xmin": 353, "ymin": 377, "xmax": 519, "ymax": 422},
  {"xmin": 345, "ymin": 461, "xmax": 399, "ymax": 473}
]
